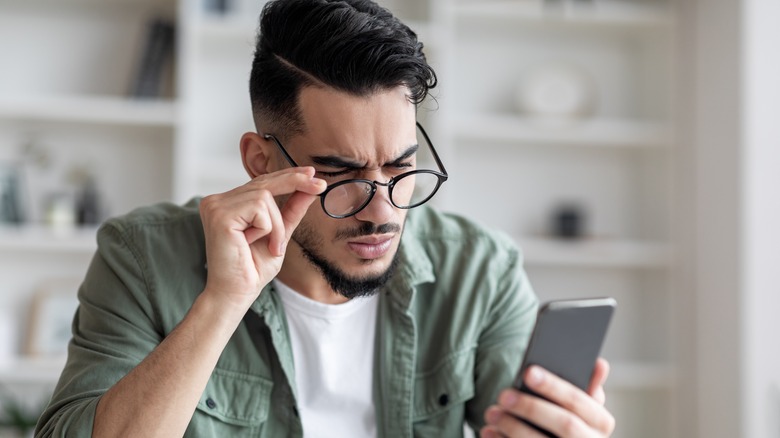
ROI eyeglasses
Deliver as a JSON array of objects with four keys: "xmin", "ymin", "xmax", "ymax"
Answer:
[{"xmin": 263, "ymin": 122, "xmax": 448, "ymax": 219}]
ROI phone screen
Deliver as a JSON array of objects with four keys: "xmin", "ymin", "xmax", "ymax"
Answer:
[{"xmin": 513, "ymin": 297, "xmax": 616, "ymax": 437}]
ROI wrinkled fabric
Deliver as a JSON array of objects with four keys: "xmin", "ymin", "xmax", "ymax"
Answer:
[{"xmin": 36, "ymin": 200, "xmax": 538, "ymax": 437}]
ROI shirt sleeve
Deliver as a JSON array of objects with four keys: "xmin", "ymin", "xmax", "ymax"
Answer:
[
  {"xmin": 464, "ymin": 246, "xmax": 538, "ymax": 432},
  {"xmin": 35, "ymin": 222, "xmax": 164, "ymax": 437}
]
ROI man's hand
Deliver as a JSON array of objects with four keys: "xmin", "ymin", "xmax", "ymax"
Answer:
[
  {"xmin": 199, "ymin": 166, "xmax": 326, "ymax": 311},
  {"xmin": 481, "ymin": 358, "xmax": 615, "ymax": 438}
]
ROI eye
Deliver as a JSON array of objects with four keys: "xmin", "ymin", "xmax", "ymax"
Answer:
[{"xmin": 316, "ymin": 169, "xmax": 354, "ymax": 178}]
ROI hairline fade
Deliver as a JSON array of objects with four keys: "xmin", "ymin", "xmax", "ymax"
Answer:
[{"xmin": 249, "ymin": 0, "xmax": 437, "ymax": 140}]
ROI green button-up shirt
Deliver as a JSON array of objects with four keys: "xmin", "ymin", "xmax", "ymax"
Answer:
[{"xmin": 35, "ymin": 200, "xmax": 538, "ymax": 437}]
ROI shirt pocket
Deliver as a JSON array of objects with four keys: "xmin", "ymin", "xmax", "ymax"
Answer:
[
  {"xmin": 412, "ymin": 350, "xmax": 476, "ymax": 436},
  {"xmin": 187, "ymin": 367, "xmax": 273, "ymax": 436}
]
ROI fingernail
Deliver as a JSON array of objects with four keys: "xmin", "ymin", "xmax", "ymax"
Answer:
[
  {"xmin": 481, "ymin": 428, "xmax": 497, "ymax": 438},
  {"xmin": 499, "ymin": 391, "xmax": 518, "ymax": 408},
  {"xmin": 527, "ymin": 365, "xmax": 544, "ymax": 387},
  {"xmin": 279, "ymin": 240, "xmax": 287, "ymax": 255}
]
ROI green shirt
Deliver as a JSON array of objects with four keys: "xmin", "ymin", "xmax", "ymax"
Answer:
[{"xmin": 35, "ymin": 200, "xmax": 538, "ymax": 437}]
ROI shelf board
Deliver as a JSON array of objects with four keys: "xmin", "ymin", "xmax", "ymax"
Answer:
[
  {"xmin": 608, "ymin": 362, "xmax": 674, "ymax": 390},
  {"xmin": 0, "ymin": 355, "xmax": 66, "ymax": 384},
  {"xmin": 517, "ymin": 236, "xmax": 671, "ymax": 268},
  {"xmin": 0, "ymin": 224, "xmax": 98, "ymax": 254},
  {"xmin": 0, "ymin": 95, "xmax": 177, "ymax": 127},
  {"xmin": 454, "ymin": 0, "xmax": 673, "ymax": 28},
  {"xmin": 453, "ymin": 114, "xmax": 671, "ymax": 148}
]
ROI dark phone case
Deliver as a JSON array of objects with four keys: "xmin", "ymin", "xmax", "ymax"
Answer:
[{"xmin": 513, "ymin": 297, "xmax": 616, "ymax": 438}]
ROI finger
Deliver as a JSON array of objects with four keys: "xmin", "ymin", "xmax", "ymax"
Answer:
[
  {"xmin": 265, "ymin": 197, "xmax": 287, "ymax": 256},
  {"xmin": 588, "ymin": 358, "xmax": 610, "ymax": 398},
  {"xmin": 240, "ymin": 191, "xmax": 278, "ymax": 245},
  {"xmin": 479, "ymin": 425, "xmax": 507, "ymax": 438},
  {"xmin": 592, "ymin": 386, "xmax": 606, "ymax": 406},
  {"xmin": 524, "ymin": 366, "xmax": 615, "ymax": 435},
  {"xmin": 245, "ymin": 166, "xmax": 326, "ymax": 197},
  {"xmin": 484, "ymin": 405, "xmax": 547, "ymax": 438}
]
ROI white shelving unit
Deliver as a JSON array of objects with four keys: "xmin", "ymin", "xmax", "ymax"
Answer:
[
  {"xmin": 0, "ymin": 0, "xmax": 179, "ymax": 406},
  {"xmin": 0, "ymin": 96, "xmax": 177, "ymax": 127},
  {"xmin": 0, "ymin": 0, "xmax": 681, "ymax": 436},
  {"xmin": 517, "ymin": 236, "xmax": 671, "ymax": 269},
  {"xmin": 0, "ymin": 225, "xmax": 98, "ymax": 254},
  {"xmin": 453, "ymin": 114, "xmax": 671, "ymax": 148},
  {"xmin": 0, "ymin": 356, "xmax": 66, "ymax": 385},
  {"xmin": 419, "ymin": 1, "xmax": 678, "ymax": 437}
]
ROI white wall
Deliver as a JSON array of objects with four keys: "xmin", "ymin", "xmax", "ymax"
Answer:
[
  {"xmin": 741, "ymin": 1, "xmax": 780, "ymax": 437},
  {"xmin": 684, "ymin": 0, "xmax": 780, "ymax": 436}
]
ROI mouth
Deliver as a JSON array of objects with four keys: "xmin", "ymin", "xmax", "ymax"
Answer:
[{"xmin": 346, "ymin": 234, "xmax": 395, "ymax": 260}]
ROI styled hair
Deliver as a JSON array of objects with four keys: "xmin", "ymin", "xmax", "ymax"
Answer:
[{"xmin": 249, "ymin": 0, "xmax": 437, "ymax": 137}]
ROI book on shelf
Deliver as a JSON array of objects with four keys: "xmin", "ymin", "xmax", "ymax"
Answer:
[{"xmin": 130, "ymin": 18, "xmax": 176, "ymax": 99}]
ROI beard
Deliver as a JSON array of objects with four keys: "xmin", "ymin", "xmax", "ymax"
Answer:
[{"xmin": 291, "ymin": 220, "xmax": 402, "ymax": 300}]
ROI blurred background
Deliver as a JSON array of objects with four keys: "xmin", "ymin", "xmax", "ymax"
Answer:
[{"xmin": 0, "ymin": 0, "xmax": 778, "ymax": 436}]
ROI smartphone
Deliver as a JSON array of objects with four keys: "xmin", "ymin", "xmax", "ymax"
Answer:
[{"xmin": 513, "ymin": 297, "xmax": 616, "ymax": 437}]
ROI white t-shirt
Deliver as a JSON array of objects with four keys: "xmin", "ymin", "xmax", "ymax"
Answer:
[{"xmin": 274, "ymin": 280, "xmax": 379, "ymax": 438}]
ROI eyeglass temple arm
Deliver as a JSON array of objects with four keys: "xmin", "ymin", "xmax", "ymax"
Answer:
[
  {"xmin": 416, "ymin": 122, "xmax": 448, "ymax": 177},
  {"xmin": 263, "ymin": 134, "xmax": 300, "ymax": 168}
]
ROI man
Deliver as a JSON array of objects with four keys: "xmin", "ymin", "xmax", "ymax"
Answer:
[{"xmin": 36, "ymin": 0, "xmax": 615, "ymax": 437}]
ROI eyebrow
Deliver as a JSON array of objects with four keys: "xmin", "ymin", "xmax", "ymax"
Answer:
[{"xmin": 311, "ymin": 144, "xmax": 420, "ymax": 169}]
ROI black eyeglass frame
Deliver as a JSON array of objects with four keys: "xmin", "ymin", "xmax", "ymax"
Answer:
[{"xmin": 262, "ymin": 122, "xmax": 448, "ymax": 219}]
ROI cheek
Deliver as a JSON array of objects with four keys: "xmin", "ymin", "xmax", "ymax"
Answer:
[{"xmin": 298, "ymin": 200, "xmax": 336, "ymax": 238}]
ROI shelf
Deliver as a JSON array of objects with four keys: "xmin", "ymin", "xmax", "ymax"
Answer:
[
  {"xmin": 0, "ymin": 355, "xmax": 66, "ymax": 384},
  {"xmin": 516, "ymin": 236, "xmax": 671, "ymax": 268},
  {"xmin": 607, "ymin": 362, "xmax": 674, "ymax": 390},
  {"xmin": 0, "ymin": 225, "xmax": 98, "ymax": 254},
  {"xmin": 454, "ymin": 0, "xmax": 673, "ymax": 28},
  {"xmin": 0, "ymin": 95, "xmax": 177, "ymax": 127},
  {"xmin": 453, "ymin": 114, "xmax": 671, "ymax": 148}
]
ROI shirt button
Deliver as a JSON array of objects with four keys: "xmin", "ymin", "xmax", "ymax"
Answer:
[
  {"xmin": 206, "ymin": 398, "xmax": 217, "ymax": 409},
  {"xmin": 438, "ymin": 394, "xmax": 449, "ymax": 406}
]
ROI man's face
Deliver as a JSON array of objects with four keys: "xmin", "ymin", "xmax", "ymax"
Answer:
[{"xmin": 274, "ymin": 85, "xmax": 418, "ymax": 300}]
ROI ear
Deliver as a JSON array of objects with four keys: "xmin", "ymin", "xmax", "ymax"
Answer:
[{"xmin": 240, "ymin": 132, "xmax": 272, "ymax": 179}]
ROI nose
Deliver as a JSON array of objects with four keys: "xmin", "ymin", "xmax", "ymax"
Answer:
[{"xmin": 353, "ymin": 180, "xmax": 395, "ymax": 225}]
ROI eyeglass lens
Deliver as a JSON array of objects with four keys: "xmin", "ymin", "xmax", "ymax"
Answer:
[{"xmin": 322, "ymin": 171, "xmax": 442, "ymax": 217}]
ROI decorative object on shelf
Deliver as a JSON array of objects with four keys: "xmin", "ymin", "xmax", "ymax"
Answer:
[
  {"xmin": 68, "ymin": 166, "xmax": 104, "ymax": 226},
  {"xmin": 550, "ymin": 202, "xmax": 587, "ymax": 239},
  {"xmin": 43, "ymin": 193, "xmax": 76, "ymax": 229},
  {"xmin": 0, "ymin": 163, "xmax": 24, "ymax": 224},
  {"xmin": 25, "ymin": 279, "xmax": 80, "ymax": 358},
  {"xmin": 75, "ymin": 177, "xmax": 102, "ymax": 226},
  {"xmin": 515, "ymin": 62, "xmax": 598, "ymax": 122},
  {"xmin": 130, "ymin": 18, "xmax": 176, "ymax": 98},
  {"xmin": 205, "ymin": 0, "xmax": 230, "ymax": 14}
]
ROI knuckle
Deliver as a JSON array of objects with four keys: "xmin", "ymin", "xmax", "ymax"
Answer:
[
  {"xmin": 199, "ymin": 196, "xmax": 221, "ymax": 218},
  {"xmin": 516, "ymin": 394, "xmax": 537, "ymax": 418},
  {"xmin": 598, "ymin": 412, "xmax": 616, "ymax": 434},
  {"xmin": 560, "ymin": 414, "xmax": 586, "ymax": 436},
  {"xmin": 563, "ymin": 387, "xmax": 588, "ymax": 412}
]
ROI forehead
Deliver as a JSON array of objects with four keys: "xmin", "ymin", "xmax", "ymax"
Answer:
[{"xmin": 292, "ymin": 85, "xmax": 417, "ymax": 161}]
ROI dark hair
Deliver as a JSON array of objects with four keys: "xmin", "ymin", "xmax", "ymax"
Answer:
[{"xmin": 249, "ymin": 0, "xmax": 437, "ymax": 137}]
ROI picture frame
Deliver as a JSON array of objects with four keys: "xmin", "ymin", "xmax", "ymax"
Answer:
[{"xmin": 25, "ymin": 279, "xmax": 81, "ymax": 357}]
